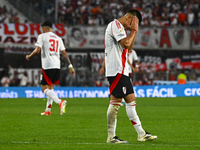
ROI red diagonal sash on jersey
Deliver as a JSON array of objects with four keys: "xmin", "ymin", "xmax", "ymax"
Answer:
[{"xmin": 109, "ymin": 49, "xmax": 127, "ymax": 94}]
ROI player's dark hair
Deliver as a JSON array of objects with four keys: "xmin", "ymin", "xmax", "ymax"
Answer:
[
  {"xmin": 127, "ymin": 9, "xmax": 142, "ymax": 24},
  {"xmin": 41, "ymin": 21, "xmax": 52, "ymax": 28}
]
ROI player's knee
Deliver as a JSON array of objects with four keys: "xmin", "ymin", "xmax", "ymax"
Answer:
[
  {"xmin": 125, "ymin": 94, "xmax": 136, "ymax": 103},
  {"xmin": 41, "ymin": 86, "xmax": 48, "ymax": 93},
  {"xmin": 42, "ymin": 88, "xmax": 45, "ymax": 93}
]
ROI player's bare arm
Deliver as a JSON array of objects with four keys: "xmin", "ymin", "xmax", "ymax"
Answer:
[
  {"xmin": 26, "ymin": 46, "xmax": 41, "ymax": 61},
  {"xmin": 99, "ymin": 58, "xmax": 105, "ymax": 75},
  {"xmin": 128, "ymin": 58, "xmax": 136, "ymax": 72},
  {"xmin": 134, "ymin": 60, "xmax": 139, "ymax": 72},
  {"xmin": 119, "ymin": 16, "xmax": 138, "ymax": 52},
  {"xmin": 61, "ymin": 50, "xmax": 75, "ymax": 76}
]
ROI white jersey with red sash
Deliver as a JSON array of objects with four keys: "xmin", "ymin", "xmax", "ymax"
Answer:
[
  {"xmin": 35, "ymin": 32, "xmax": 65, "ymax": 70},
  {"xmin": 104, "ymin": 19, "xmax": 129, "ymax": 93}
]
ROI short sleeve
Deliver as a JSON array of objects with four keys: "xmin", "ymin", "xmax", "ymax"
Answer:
[
  {"xmin": 35, "ymin": 34, "xmax": 43, "ymax": 48},
  {"xmin": 132, "ymin": 50, "xmax": 138, "ymax": 61},
  {"xmin": 59, "ymin": 38, "xmax": 66, "ymax": 51},
  {"xmin": 112, "ymin": 20, "xmax": 127, "ymax": 42}
]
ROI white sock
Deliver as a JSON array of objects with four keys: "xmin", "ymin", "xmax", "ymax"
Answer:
[
  {"xmin": 45, "ymin": 96, "xmax": 53, "ymax": 112},
  {"xmin": 44, "ymin": 89, "xmax": 61, "ymax": 104},
  {"xmin": 107, "ymin": 100, "xmax": 121, "ymax": 140},
  {"xmin": 126, "ymin": 101, "xmax": 145, "ymax": 137}
]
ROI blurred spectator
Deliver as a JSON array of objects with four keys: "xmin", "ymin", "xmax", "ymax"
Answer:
[
  {"xmin": 88, "ymin": 15, "xmax": 98, "ymax": 25},
  {"xmin": 161, "ymin": 6, "xmax": 170, "ymax": 26},
  {"xmin": 177, "ymin": 69, "xmax": 187, "ymax": 84},
  {"xmin": 188, "ymin": 72, "xmax": 196, "ymax": 81},
  {"xmin": 46, "ymin": 5, "xmax": 54, "ymax": 16},
  {"xmin": 101, "ymin": 76, "xmax": 109, "ymax": 87},
  {"xmin": 187, "ymin": 9, "xmax": 195, "ymax": 26},
  {"xmin": 178, "ymin": 9, "xmax": 187, "ymax": 26},
  {"xmin": 24, "ymin": 19, "xmax": 28, "ymax": 24},
  {"xmin": 0, "ymin": 11, "xmax": 6, "ymax": 23},
  {"xmin": 17, "ymin": 65, "xmax": 25, "ymax": 85},
  {"xmin": 77, "ymin": 70, "xmax": 86, "ymax": 86},
  {"xmin": 1, "ymin": 73, "xmax": 9, "ymax": 87},
  {"xmin": 13, "ymin": 12, "xmax": 19, "ymax": 23},
  {"xmin": 169, "ymin": 71, "xmax": 176, "ymax": 81},
  {"xmin": 94, "ymin": 79, "xmax": 102, "ymax": 87},
  {"xmin": 169, "ymin": 66, "xmax": 177, "ymax": 81},
  {"xmin": 142, "ymin": 7, "xmax": 152, "ymax": 26},
  {"xmin": 169, "ymin": 8, "xmax": 178, "ymax": 26},
  {"xmin": 195, "ymin": 67, "xmax": 200, "ymax": 83},
  {"xmin": 65, "ymin": 71, "xmax": 75, "ymax": 86},
  {"xmin": 8, "ymin": 65, "xmax": 14, "ymax": 83},
  {"xmin": 90, "ymin": 3, "xmax": 102, "ymax": 17},
  {"xmin": 19, "ymin": 72, "xmax": 29, "ymax": 86},
  {"xmin": 145, "ymin": 65, "xmax": 155, "ymax": 84}
]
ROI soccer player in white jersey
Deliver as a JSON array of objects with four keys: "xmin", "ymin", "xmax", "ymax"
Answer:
[
  {"xmin": 104, "ymin": 9, "xmax": 157, "ymax": 143},
  {"xmin": 100, "ymin": 49, "xmax": 139, "ymax": 106},
  {"xmin": 26, "ymin": 21, "xmax": 75, "ymax": 115},
  {"xmin": 100, "ymin": 49, "xmax": 139, "ymax": 77}
]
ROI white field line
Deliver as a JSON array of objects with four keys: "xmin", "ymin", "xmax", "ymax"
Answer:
[{"xmin": 0, "ymin": 141, "xmax": 199, "ymax": 147}]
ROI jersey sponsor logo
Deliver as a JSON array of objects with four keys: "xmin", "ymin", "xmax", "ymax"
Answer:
[
  {"xmin": 122, "ymin": 87, "xmax": 127, "ymax": 94},
  {"xmin": 49, "ymin": 53, "xmax": 58, "ymax": 56},
  {"xmin": 118, "ymin": 33, "xmax": 125, "ymax": 37},
  {"xmin": 119, "ymin": 29, "xmax": 123, "ymax": 33}
]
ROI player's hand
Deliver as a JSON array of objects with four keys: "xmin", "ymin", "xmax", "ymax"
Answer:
[
  {"xmin": 69, "ymin": 67, "xmax": 75, "ymax": 76},
  {"xmin": 134, "ymin": 67, "xmax": 139, "ymax": 73},
  {"xmin": 132, "ymin": 67, "xmax": 139, "ymax": 73},
  {"xmin": 125, "ymin": 16, "xmax": 139, "ymax": 31},
  {"xmin": 99, "ymin": 67, "xmax": 104, "ymax": 75},
  {"xmin": 26, "ymin": 55, "xmax": 30, "ymax": 61}
]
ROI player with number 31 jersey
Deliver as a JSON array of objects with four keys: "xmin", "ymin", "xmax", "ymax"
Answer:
[
  {"xmin": 26, "ymin": 21, "xmax": 75, "ymax": 116},
  {"xmin": 35, "ymin": 32, "xmax": 65, "ymax": 70}
]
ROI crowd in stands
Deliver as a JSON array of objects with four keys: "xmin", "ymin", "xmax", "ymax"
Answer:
[
  {"xmin": 0, "ymin": 5, "xmax": 20, "ymax": 23},
  {"xmin": 0, "ymin": 65, "xmax": 30, "ymax": 87},
  {"xmin": 57, "ymin": 0, "xmax": 200, "ymax": 26},
  {"xmin": 1, "ymin": 0, "xmax": 200, "ymax": 26},
  {"xmin": 1, "ymin": 63, "xmax": 200, "ymax": 87},
  {"xmin": 133, "ymin": 67, "xmax": 200, "ymax": 86}
]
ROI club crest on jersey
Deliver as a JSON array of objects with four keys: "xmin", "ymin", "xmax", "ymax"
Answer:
[{"xmin": 122, "ymin": 87, "xmax": 127, "ymax": 94}]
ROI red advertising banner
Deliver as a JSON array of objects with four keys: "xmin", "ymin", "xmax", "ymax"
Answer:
[
  {"xmin": 0, "ymin": 24, "xmax": 200, "ymax": 50},
  {"xmin": 0, "ymin": 23, "xmax": 67, "ymax": 46},
  {"xmin": 190, "ymin": 28, "xmax": 200, "ymax": 49},
  {"xmin": 134, "ymin": 27, "xmax": 191, "ymax": 49}
]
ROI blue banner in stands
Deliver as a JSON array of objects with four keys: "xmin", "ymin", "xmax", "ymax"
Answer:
[{"xmin": 0, "ymin": 84, "xmax": 200, "ymax": 98}]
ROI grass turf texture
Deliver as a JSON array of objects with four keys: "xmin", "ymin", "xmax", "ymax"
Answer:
[{"xmin": 0, "ymin": 97, "xmax": 200, "ymax": 150}]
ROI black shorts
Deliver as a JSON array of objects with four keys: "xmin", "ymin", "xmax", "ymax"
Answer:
[
  {"xmin": 40, "ymin": 69, "xmax": 60, "ymax": 86},
  {"xmin": 107, "ymin": 73, "xmax": 134, "ymax": 98}
]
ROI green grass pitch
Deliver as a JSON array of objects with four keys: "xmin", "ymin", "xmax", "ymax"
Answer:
[{"xmin": 0, "ymin": 97, "xmax": 200, "ymax": 150}]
